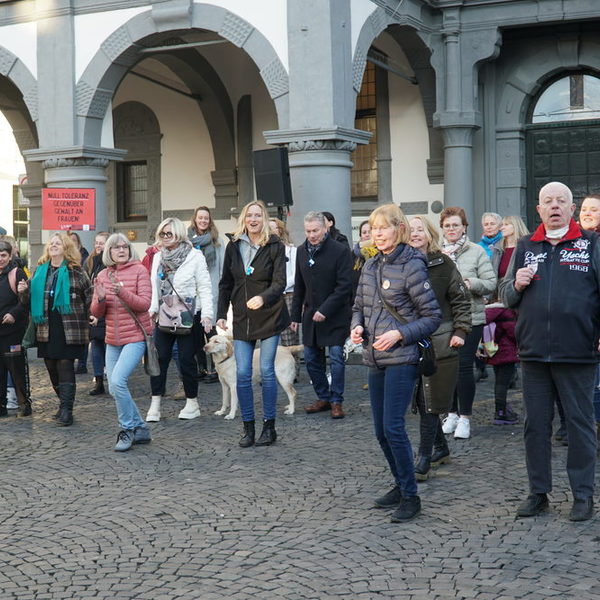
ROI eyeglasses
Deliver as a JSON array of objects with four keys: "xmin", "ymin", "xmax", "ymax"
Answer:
[
  {"xmin": 159, "ymin": 231, "xmax": 174, "ymax": 239},
  {"xmin": 442, "ymin": 223, "xmax": 463, "ymax": 230},
  {"xmin": 111, "ymin": 244, "xmax": 129, "ymax": 251}
]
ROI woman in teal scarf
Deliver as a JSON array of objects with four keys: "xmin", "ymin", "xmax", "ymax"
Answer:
[{"xmin": 21, "ymin": 232, "xmax": 92, "ymax": 426}]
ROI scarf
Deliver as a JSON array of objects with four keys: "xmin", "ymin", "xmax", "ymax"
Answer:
[
  {"xmin": 545, "ymin": 224, "xmax": 569, "ymax": 239},
  {"xmin": 30, "ymin": 260, "xmax": 71, "ymax": 324},
  {"xmin": 159, "ymin": 242, "xmax": 192, "ymax": 298},
  {"xmin": 478, "ymin": 231, "xmax": 503, "ymax": 258},
  {"xmin": 188, "ymin": 228, "xmax": 217, "ymax": 270},
  {"xmin": 442, "ymin": 234, "xmax": 467, "ymax": 263}
]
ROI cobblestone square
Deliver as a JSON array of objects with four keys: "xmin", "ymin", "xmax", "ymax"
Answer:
[{"xmin": 0, "ymin": 357, "xmax": 598, "ymax": 599}]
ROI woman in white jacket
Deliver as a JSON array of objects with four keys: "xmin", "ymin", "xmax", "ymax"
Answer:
[{"xmin": 145, "ymin": 217, "xmax": 213, "ymax": 422}]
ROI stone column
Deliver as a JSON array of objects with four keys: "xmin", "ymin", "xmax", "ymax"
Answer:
[{"xmin": 441, "ymin": 126, "xmax": 477, "ymax": 218}]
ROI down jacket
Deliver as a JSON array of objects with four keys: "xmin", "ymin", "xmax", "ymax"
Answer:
[
  {"xmin": 351, "ymin": 243, "xmax": 441, "ymax": 369},
  {"xmin": 91, "ymin": 261, "xmax": 152, "ymax": 346},
  {"xmin": 150, "ymin": 247, "xmax": 214, "ymax": 322},
  {"xmin": 452, "ymin": 238, "xmax": 497, "ymax": 326}
]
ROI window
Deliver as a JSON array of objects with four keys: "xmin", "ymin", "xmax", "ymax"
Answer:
[
  {"xmin": 117, "ymin": 161, "xmax": 148, "ymax": 221},
  {"xmin": 532, "ymin": 74, "xmax": 600, "ymax": 123},
  {"xmin": 352, "ymin": 61, "xmax": 378, "ymax": 199},
  {"xmin": 12, "ymin": 185, "xmax": 28, "ymax": 261}
]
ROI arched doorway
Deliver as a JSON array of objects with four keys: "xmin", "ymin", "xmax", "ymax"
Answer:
[{"xmin": 526, "ymin": 72, "xmax": 600, "ymax": 226}]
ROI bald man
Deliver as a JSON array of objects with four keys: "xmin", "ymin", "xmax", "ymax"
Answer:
[{"xmin": 501, "ymin": 181, "xmax": 599, "ymax": 522}]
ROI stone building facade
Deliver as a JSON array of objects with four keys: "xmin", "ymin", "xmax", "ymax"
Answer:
[{"xmin": 0, "ymin": 0, "xmax": 598, "ymax": 259}]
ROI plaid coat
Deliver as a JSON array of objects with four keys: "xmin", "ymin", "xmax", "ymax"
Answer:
[{"xmin": 30, "ymin": 265, "xmax": 92, "ymax": 345}]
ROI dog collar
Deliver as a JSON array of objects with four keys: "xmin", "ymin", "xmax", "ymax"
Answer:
[{"xmin": 215, "ymin": 355, "xmax": 233, "ymax": 365}]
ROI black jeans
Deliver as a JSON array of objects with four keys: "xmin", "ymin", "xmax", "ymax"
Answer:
[
  {"xmin": 493, "ymin": 363, "xmax": 516, "ymax": 410},
  {"xmin": 0, "ymin": 349, "xmax": 30, "ymax": 410},
  {"xmin": 451, "ymin": 324, "xmax": 483, "ymax": 416},
  {"xmin": 151, "ymin": 325, "xmax": 199, "ymax": 398}
]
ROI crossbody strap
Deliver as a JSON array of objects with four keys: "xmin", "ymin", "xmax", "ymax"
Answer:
[
  {"xmin": 163, "ymin": 272, "xmax": 192, "ymax": 312},
  {"xmin": 376, "ymin": 262, "xmax": 407, "ymax": 325},
  {"xmin": 108, "ymin": 271, "xmax": 149, "ymax": 337}
]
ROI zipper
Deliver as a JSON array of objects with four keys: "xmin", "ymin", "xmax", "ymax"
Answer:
[{"xmin": 546, "ymin": 244, "xmax": 555, "ymax": 361}]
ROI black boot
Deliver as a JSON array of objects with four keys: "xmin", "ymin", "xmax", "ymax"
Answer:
[
  {"xmin": 239, "ymin": 420, "xmax": 255, "ymax": 448},
  {"xmin": 414, "ymin": 456, "xmax": 431, "ymax": 481},
  {"xmin": 89, "ymin": 377, "xmax": 105, "ymax": 396},
  {"xmin": 431, "ymin": 419, "xmax": 451, "ymax": 466},
  {"xmin": 56, "ymin": 383, "xmax": 75, "ymax": 426},
  {"xmin": 52, "ymin": 385, "xmax": 61, "ymax": 419},
  {"xmin": 255, "ymin": 419, "xmax": 277, "ymax": 446}
]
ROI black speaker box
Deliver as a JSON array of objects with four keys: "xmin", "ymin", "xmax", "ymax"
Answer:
[{"xmin": 253, "ymin": 148, "xmax": 293, "ymax": 207}]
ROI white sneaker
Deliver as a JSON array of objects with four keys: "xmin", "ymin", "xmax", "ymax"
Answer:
[
  {"xmin": 146, "ymin": 396, "xmax": 162, "ymax": 422},
  {"xmin": 178, "ymin": 398, "xmax": 200, "ymax": 420},
  {"xmin": 454, "ymin": 416, "xmax": 471, "ymax": 439},
  {"xmin": 6, "ymin": 388, "xmax": 17, "ymax": 410},
  {"xmin": 442, "ymin": 413, "xmax": 459, "ymax": 434}
]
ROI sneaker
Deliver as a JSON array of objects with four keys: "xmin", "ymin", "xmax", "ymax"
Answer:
[
  {"xmin": 516, "ymin": 493, "xmax": 549, "ymax": 518},
  {"xmin": 6, "ymin": 388, "xmax": 17, "ymax": 410},
  {"xmin": 133, "ymin": 426, "xmax": 152, "ymax": 445},
  {"xmin": 442, "ymin": 413, "xmax": 459, "ymax": 434},
  {"xmin": 493, "ymin": 406, "xmax": 519, "ymax": 425},
  {"xmin": 114, "ymin": 429, "xmax": 134, "ymax": 452},
  {"xmin": 390, "ymin": 496, "xmax": 421, "ymax": 522},
  {"xmin": 454, "ymin": 416, "xmax": 471, "ymax": 439},
  {"xmin": 569, "ymin": 497, "xmax": 594, "ymax": 522},
  {"xmin": 373, "ymin": 485, "xmax": 402, "ymax": 508}
]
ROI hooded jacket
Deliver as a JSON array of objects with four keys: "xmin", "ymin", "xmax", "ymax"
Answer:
[{"xmin": 351, "ymin": 244, "xmax": 441, "ymax": 369}]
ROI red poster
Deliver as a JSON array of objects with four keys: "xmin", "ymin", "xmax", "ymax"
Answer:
[{"xmin": 42, "ymin": 188, "xmax": 96, "ymax": 231}]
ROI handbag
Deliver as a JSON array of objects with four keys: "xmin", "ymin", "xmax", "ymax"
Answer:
[
  {"xmin": 108, "ymin": 272, "xmax": 160, "ymax": 377},
  {"xmin": 476, "ymin": 323, "xmax": 499, "ymax": 360},
  {"xmin": 375, "ymin": 264, "xmax": 437, "ymax": 377},
  {"xmin": 157, "ymin": 276, "xmax": 195, "ymax": 335}
]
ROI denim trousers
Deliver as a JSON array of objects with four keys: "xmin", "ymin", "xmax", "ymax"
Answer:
[
  {"xmin": 594, "ymin": 365, "xmax": 600, "ymax": 423},
  {"xmin": 234, "ymin": 335, "xmax": 279, "ymax": 422},
  {"xmin": 90, "ymin": 338, "xmax": 106, "ymax": 378},
  {"xmin": 303, "ymin": 344, "xmax": 345, "ymax": 404},
  {"xmin": 105, "ymin": 341, "xmax": 147, "ymax": 431},
  {"xmin": 151, "ymin": 326, "xmax": 198, "ymax": 398},
  {"xmin": 368, "ymin": 363, "xmax": 418, "ymax": 497}
]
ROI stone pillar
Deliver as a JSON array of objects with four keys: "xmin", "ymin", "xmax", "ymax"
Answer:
[
  {"xmin": 264, "ymin": 128, "xmax": 370, "ymax": 244},
  {"xmin": 441, "ymin": 126, "xmax": 477, "ymax": 219},
  {"xmin": 20, "ymin": 182, "xmax": 43, "ymax": 266},
  {"xmin": 23, "ymin": 147, "xmax": 127, "ymax": 251}
]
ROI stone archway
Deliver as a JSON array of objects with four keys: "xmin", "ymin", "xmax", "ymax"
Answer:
[{"xmin": 75, "ymin": 2, "xmax": 289, "ymax": 149}]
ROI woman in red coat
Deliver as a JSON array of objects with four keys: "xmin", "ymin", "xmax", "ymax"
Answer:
[{"xmin": 91, "ymin": 233, "xmax": 153, "ymax": 451}]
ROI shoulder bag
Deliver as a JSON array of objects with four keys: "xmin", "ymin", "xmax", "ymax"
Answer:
[
  {"xmin": 157, "ymin": 276, "xmax": 195, "ymax": 336},
  {"xmin": 375, "ymin": 263, "xmax": 437, "ymax": 377}
]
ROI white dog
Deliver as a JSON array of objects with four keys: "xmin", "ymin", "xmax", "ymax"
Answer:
[{"xmin": 204, "ymin": 334, "xmax": 302, "ymax": 419}]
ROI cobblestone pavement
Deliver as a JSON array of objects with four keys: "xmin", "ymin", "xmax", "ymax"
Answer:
[{"xmin": 0, "ymin": 355, "xmax": 598, "ymax": 600}]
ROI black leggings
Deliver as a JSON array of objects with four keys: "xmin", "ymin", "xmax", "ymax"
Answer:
[
  {"xmin": 493, "ymin": 363, "xmax": 517, "ymax": 410},
  {"xmin": 451, "ymin": 324, "xmax": 483, "ymax": 416},
  {"xmin": 0, "ymin": 351, "xmax": 30, "ymax": 409},
  {"xmin": 44, "ymin": 358, "xmax": 75, "ymax": 388}
]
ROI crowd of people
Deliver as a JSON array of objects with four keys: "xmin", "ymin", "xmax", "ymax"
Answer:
[{"xmin": 2, "ymin": 180, "xmax": 599, "ymax": 523}]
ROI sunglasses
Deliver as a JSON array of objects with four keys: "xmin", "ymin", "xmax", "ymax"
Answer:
[{"xmin": 159, "ymin": 231, "xmax": 174, "ymax": 239}]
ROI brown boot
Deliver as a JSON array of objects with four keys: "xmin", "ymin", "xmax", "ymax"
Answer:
[
  {"xmin": 331, "ymin": 402, "xmax": 345, "ymax": 419},
  {"xmin": 305, "ymin": 400, "xmax": 331, "ymax": 414}
]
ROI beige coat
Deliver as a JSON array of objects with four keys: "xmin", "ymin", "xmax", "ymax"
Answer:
[{"xmin": 454, "ymin": 239, "xmax": 497, "ymax": 326}]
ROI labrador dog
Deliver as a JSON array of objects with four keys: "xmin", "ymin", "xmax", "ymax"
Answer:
[{"xmin": 204, "ymin": 334, "xmax": 303, "ymax": 419}]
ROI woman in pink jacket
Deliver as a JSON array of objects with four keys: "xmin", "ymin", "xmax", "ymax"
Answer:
[{"xmin": 91, "ymin": 233, "xmax": 153, "ymax": 452}]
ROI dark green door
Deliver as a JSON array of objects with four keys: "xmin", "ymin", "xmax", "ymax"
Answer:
[{"xmin": 526, "ymin": 120, "xmax": 600, "ymax": 227}]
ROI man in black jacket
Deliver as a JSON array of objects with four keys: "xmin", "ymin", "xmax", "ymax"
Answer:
[
  {"xmin": 501, "ymin": 181, "xmax": 599, "ymax": 522},
  {"xmin": 291, "ymin": 212, "xmax": 353, "ymax": 419}
]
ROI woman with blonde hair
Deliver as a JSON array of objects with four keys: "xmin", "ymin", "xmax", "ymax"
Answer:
[
  {"xmin": 188, "ymin": 206, "xmax": 225, "ymax": 383},
  {"xmin": 18, "ymin": 232, "xmax": 92, "ymax": 426},
  {"xmin": 409, "ymin": 215, "xmax": 471, "ymax": 479},
  {"xmin": 145, "ymin": 217, "xmax": 213, "ymax": 423},
  {"xmin": 351, "ymin": 204, "xmax": 441, "ymax": 522},
  {"xmin": 217, "ymin": 201, "xmax": 289, "ymax": 447}
]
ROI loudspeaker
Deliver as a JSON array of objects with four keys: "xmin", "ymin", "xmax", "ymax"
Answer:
[{"xmin": 253, "ymin": 148, "xmax": 293, "ymax": 207}]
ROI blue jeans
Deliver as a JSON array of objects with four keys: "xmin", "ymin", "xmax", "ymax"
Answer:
[
  {"xmin": 91, "ymin": 338, "xmax": 106, "ymax": 378},
  {"xmin": 368, "ymin": 364, "xmax": 418, "ymax": 497},
  {"xmin": 234, "ymin": 335, "xmax": 279, "ymax": 422},
  {"xmin": 106, "ymin": 342, "xmax": 147, "ymax": 431},
  {"xmin": 304, "ymin": 345, "xmax": 345, "ymax": 404}
]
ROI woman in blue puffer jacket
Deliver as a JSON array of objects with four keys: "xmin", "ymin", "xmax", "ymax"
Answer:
[{"xmin": 351, "ymin": 204, "xmax": 441, "ymax": 523}]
